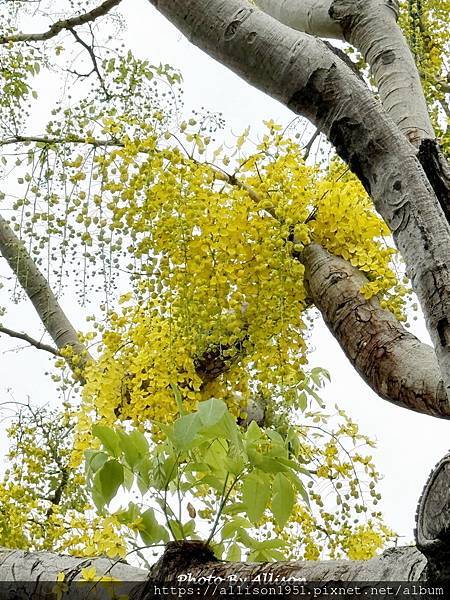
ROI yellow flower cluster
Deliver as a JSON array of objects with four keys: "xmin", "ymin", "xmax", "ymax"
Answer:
[
  {"xmin": 0, "ymin": 408, "xmax": 125, "ymax": 558},
  {"xmin": 76, "ymin": 125, "xmax": 406, "ymax": 434}
]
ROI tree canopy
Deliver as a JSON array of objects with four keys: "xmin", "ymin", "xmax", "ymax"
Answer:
[{"xmin": 0, "ymin": 0, "xmax": 449, "ymax": 581}]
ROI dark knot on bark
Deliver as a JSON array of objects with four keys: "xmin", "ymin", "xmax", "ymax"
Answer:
[{"xmin": 149, "ymin": 541, "xmax": 217, "ymax": 581}]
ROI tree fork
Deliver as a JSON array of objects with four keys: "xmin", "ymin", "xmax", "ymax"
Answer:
[{"xmin": 417, "ymin": 140, "xmax": 450, "ymax": 224}]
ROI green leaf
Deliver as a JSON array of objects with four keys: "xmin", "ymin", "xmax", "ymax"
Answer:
[
  {"xmin": 211, "ymin": 542, "xmax": 225, "ymax": 559},
  {"xmin": 137, "ymin": 456, "xmax": 153, "ymax": 494},
  {"xmin": 223, "ymin": 454, "xmax": 246, "ymax": 476},
  {"xmin": 168, "ymin": 519, "xmax": 185, "ymax": 540},
  {"xmin": 257, "ymin": 456, "xmax": 290, "ymax": 474},
  {"xmin": 271, "ymin": 473, "xmax": 295, "ymax": 528},
  {"xmin": 169, "ymin": 413, "xmax": 201, "ymax": 450},
  {"xmin": 93, "ymin": 459, "xmax": 124, "ymax": 507},
  {"xmin": 245, "ymin": 420, "xmax": 263, "ymax": 444},
  {"xmin": 139, "ymin": 508, "xmax": 169, "ymax": 546},
  {"xmin": 92, "ymin": 425, "xmax": 121, "ymax": 457},
  {"xmin": 226, "ymin": 542, "xmax": 241, "ymax": 561},
  {"xmin": 236, "ymin": 528, "xmax": 259, "ymax": 549},
  {"xmin": 258, "ymin": 538, "xmax": 286, "ymax": 550},
  {"xmin": 85, "ymin": 450, "xmax": 108, "ymax": 476},
  {"xmin": 266, "ymin": 430, "xmax": 284, "ymax": 446},
  {"xmin": 204, "ymin": 438, "xmax": 228, "ymax": 473},
  {"xmin": 237, "ymin": 529, "xmax": 285, "ymax": 557},
  {"xmin": 222, "ymin": 502, "xmax": 247, "ymax": 516},
  {"xmin": 304, "ymin": 384, "xmax": 325, "ymax": 408},
  {"xmin": 182, "ymin": 519, "xmax": 196, "ymax": 537},
  {"xmin": 242, "ymin": 471, "xmax": 271, "ymax": 524},
  {"xmin": 297, "ymin": 391, "xmax": 308, "ymax": 412},
  {"xmin": 115, "ymin": 501, "xmax": 140, "ymax": 525},
  {"xmin": 129, "ymin": 429, "xmax": 149, "ymax": 454},
  {"xmin": 198, "ymin": 474, "xmax": 224, "ymax": 491},
  {"xmin": 118, "ymin": 430, "xmax": 149, "ymax": 470},
  {"xmin": 221, "ymin": 516, "xmax": 252, "ymax": 540},
  {"xmin": 198, "ymin": 398, "xmax": 227, "ymax": 427},
  {"xmin": 154, "ymin": 454, "xmax": 178, "ymax": 489},
  {"xmin": 123, "ymin": 465, "xmax": 135, "ymax": 491},
  {"xmin": 274, "ymin": 457, "xmax": 312, "ymax": 476},
  {"xmin": 284, "ymin": 471, "xmax": 310, "ymax": 507},
  {"xmin": 246, "ymin": 447, "xmax": 263, "ymax": 468}
]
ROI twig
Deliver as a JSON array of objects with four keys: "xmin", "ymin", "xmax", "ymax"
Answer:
[
  {"xmin": 0, "ymin": 325, "xmax": 60, "ymax": 356},
  {"xmin": 69, "ymin": 27, "xmax": 111, "ymax": 99},
  {"xmin": 0, "ymin": 134, "xmax": 120, "ymax": 148},
  {"xmin": 303, "ymin": 129, "xmax": 320, "ymax": 160},
  {"xmin": 0, "ymin": 0, "xmax": 123, "ymax": 44}
]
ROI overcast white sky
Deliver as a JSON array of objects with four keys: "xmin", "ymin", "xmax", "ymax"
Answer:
[{"xmin": 0, "ymin": 0, "xmax": 449, "ymax": 547}]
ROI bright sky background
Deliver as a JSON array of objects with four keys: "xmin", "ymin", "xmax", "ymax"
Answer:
[{"xmin": 0, "ymin": 0, "xmax": 449, "ymax": 550}]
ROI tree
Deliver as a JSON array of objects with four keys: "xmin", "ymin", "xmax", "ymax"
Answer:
[{"xmin": 0, "ymin": 0, "xmax": 449, "ymax": 591}]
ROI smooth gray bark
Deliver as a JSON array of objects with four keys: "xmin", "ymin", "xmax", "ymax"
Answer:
[
  {"xmin": 0, "ymin": 544, "xmax": 427, "ymax": 585},
  {"xmin": 148, "ymin": 0, "xmax": 450, "ymax": 400},
  {"xmin": 255, "ymin": 0, "xmax": 434, "ymax": 144}
]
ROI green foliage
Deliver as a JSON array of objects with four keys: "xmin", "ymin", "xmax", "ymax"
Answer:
[
  {"xmin": 0, "ymin": 402, "xmax": 125, "ymax": 557},
  {"xmin": 86, "ymin": 397, "xmax": 307, "ymax": 560},
  {"xmin": 81, "ymin": 385, "xmax": 394, "ymax": 561}
]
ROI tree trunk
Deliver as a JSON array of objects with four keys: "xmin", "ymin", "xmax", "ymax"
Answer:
[{"xmin": 416, "ymin": 452, "xmax": 450, "ymax": 580}]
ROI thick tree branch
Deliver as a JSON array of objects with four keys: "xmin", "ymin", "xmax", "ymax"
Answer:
[
  {"xmin": 0, "ymin": 325, "xmax": 60, "ymax": 356},
  {"xmin": 0, "ymin": 0, "xmax": 123, "ymax": 44},
  {"xmin": 149, "ymin": 0, "xmax": 450, "ymax": 400},
  {"xmin": 0, "ymin": 215, "xmax": 91, "ymax": 371},
  {"xmin": 0, "ymin": 543, "xmax": 428, "ymax": 590},
  {"xmin": 302, "ymin": 243, "xmax": 449, "ymax": 418},
  {"xmin": 255, "ymin": 0, "xmax": 434, "ymax": 145},
  {"xmin": 0, "ymin": 546, "xmax": 147, "ymax": 585}
]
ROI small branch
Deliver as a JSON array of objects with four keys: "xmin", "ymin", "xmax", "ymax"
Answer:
[
  {"xmin": 0, "ymin": 325, "xmax": 60, "ymax": 356},
  {"xmin": 0, "ymin": 0, "xmax": 123, "ymax": 44},
  {"xmin": 194, "ymin": 332, "xmax": 249, "ymax": 385},
  {"xmin": 46, "ymin": 467, "xmax": 69, "ymax": 518},
  {"xmin": 69, "ymin": 27, "xmax": 111, "ymax": 99},
  {"xmin": 303, "ymin": 128, "xmax": 320, "ymax": 160}
]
